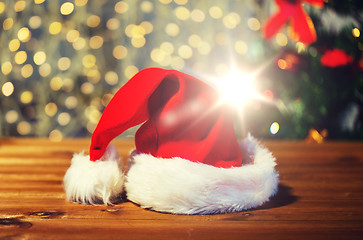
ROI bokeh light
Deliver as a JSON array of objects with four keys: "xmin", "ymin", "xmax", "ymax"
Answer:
[
  {"xmin": 270, "ymin": 122, "xmax": 280, "ymax": 135},
  {"xmin": 45, "ymin": 103, "xmax": 58, "ymax": 117},
  {"xmin": 5, "ymin": 110, "xmax": 19, "ymax": 124},
  {"xmin": 9, "ymin": 39, "xmax": 20, "ymax": 52},
  {"xmin": 1, "ymin": 61, "xmax": 13, "ymax": 75},
  {"xmin": 14, "ymin": 0, "xmax": 26, "ymax": 12},
  {"xmin": 352, "ymin": 28, "xmax": 360, "ymax": 38},
  {"xmin": 113, "ymin": 45, "xmax": 128, "ymax": 59},
  {"xmin": 29, "ymin": 16, "xmax": 42, "ymax": 29},
  {"xmin": 21, "ymin": 64, "xmax": 33, "ymax": 78},
  {"xmin": 49, "ymin": 22, "xmax": 62, "ymax": 35},
  {"xmin": 115, "ymin": 1, "xmax": 129, "ymax": 14},
  {"xmin": 75, "ymin": 0, "xmax": 88, "ymax": 7},
  {"xmin": 3, "ymin": 18, "xmax": 14, "ymax": 30},
  {"xmin": 17, "ymin": 121, "xmax": 31, "ymax": 135},
  {"xmin": 14, "ymin": 51, "xmax": 27, "ymax": 64},
  {"xmin": 2, "ymin": 82, "xmax": 14, "ymax": 97},
  {"xmin": 60, "ymin": 2, "xmax": 74, "ymax": 15},
  {"xmin": 39, "ymin": 63, "xmax": 51, "ymax": 77},
  {"xmin": 50, "ymin": 77, "xmax": 63, "ymax": 91},
  {"xmin": 33, "ymin": 51, "xmax": 46, "ymax": 65},
  {"xmin": 20, "ymin": 91, "xmax": 33, "ymax": 104},
  {"xmin": 49, "ymin": 129, "xmax": 63, "ymax": 142},
  {"xmin": 87, "ymin": 15, "xmax": 101, "ymax": 28},
  {"xmin": 276, "ymin": 33, "xmax": 288, "ymax": 46},
  {"xmin": 18, "ymin": 27, "xmax": 31, "ymax": 42},
  {"xmin": 58, "ymin": 57, "xmax": 72, "ymax": 71},
  {"xmin": 209, "ymin": 6, "xmax": 223, "ymax": 19}
]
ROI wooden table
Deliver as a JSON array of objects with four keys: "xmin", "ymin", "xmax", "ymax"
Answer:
[{"xmin": 0, "ymin": 138, "xmax": 362, "ymax": 239}]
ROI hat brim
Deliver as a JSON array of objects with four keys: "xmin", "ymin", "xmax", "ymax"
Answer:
[
  {"xmin": 64, "ymin": 145, "xmax": 125, "ymax": 205},
  {"xmin": 125, "ymin": 135, "xmax": 279, "ymax": 214}
]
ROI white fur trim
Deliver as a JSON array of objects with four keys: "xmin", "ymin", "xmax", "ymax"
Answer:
[
  {"xmin": 63, "ymin": 145, "xmax": 125, "ymax": 205},
  {"xmin": 125, "ymin": 135, "xmax": 279, "ymax": 214}
]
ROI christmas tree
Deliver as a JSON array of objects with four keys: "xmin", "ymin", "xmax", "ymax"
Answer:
[{"xmin": 0, "ymin": 0, "xmax": 362, "ymax": 141}]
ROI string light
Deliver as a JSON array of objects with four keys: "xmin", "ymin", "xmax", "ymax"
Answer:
[
  {"xmin": 175, "ymin": 0, "xmax": 188, "ymax": 5},
  {"xmin": 60, "ymin": 2, "xmax": 74, "ymax": 15},
  {"xmin": 14, "ymin": 0, "xmax": 26, "ymax": 12},
  {"xmin": 114, "ymin": 1, "xmax": 128, "ymax": 14},
  {"xmin": 0, "ymin": 2, "xmax": 5, "ymax": 14},
  {"xmin": 174, "ymin": 7, "xmax": 190, "ymax": 21},
  {"xmin": 29, "ymin": 16, "xmax": 42, "ymax": 29},
  {"xmin": 9, "ymin": 39, "xmax": 20, "ymax": 52},
  {"xmin": 62, "ymin": 78, "xmax": 74, "ymax": 92},
  {"xmin": 58, "ymin": 112, "xmax": 71, "ymax": 126},
  {"xmin": 124, "ymin": 65, "xmax": 138, "ymax": 79},
  {"xmin": 82, "ymin": 54, "xmax": 96, "ymax": 68},
  {"xmin": 191, "ymin": 9, "xmax": 205, "ymax": 22},
  {"xmin": 72, "ymin": 37, "xmax": 86, "ymax": 50},
  {"xmin": 66, "ymin": 30, "xmax": 80, "ymax": 42},
  {"xmin": 20, "ymin": 91, "xmax": 33, "ymax": 104},
  {"xmin": 276, "ymin": 33, "xmax": 288, "ymax": 46},
  {"xmin": 18, "ymin": 27, "xmax": 31, "ymax": 42},
  {"xmin": 21, "ymin": 64, "xmax": 33, "ymax": 78},
  {"xmin": 247, "ymin": 18, "xmax": 261, "ymax": 31},
  {"xmin": 352, "ymin": 28, "xmax": 360, "ymax": 38},
  {"xmin": 3, "ymin": 18, "xmax": 14, "ymax": 30},
  {"xmin": 5, "ymin": 110, "xmax": 19, "ymax": 124},
  {"xmin": 178, "ymin": 45, "xmax": 193, "ymax": 59},
  {"xmin": 1, "ymin": 61, "xmax": 13, "ymax": 75},
  {"xmin": 209, "ymin": 6, "xmax": 223, "ymax": 19},
  {"xmin": 223, "ymin": 13, "xmax": 240, "ymax": 29},
  {"xmin": 17, "ymin": 121, "xmax": 31, "ymax": 135},
  {"xmin": 159, "ymin": 0, "xmax": 172, "ymax": 4},
  {"xmin": 50, "ymin": 76, "xmax": 63, "ymax": 91},
  {"xmin": 235, "ymin": 41, "xmax": 248, "ymax": 55},
  {"xmin": 33, "ymin": 51, "xmax": 46, "ymax": 65},
  {"xmin": 39, "ymin": 63, "xmax": 51, "ymax": 77},
  {"xmin": 75, "ymin": 0, "xmax": 88, "ymax": 7},
  {"xmin": 81, "ymin": 82, "xmax": 94, "ymax": 94},
  {"xmin": 14, "ymin": 51, "xmax": 27, "ymax": 64},
  {"xmin": 165, "ymin": 23, "xmax": 179, "ymax": 36},
  {"xmin": 86, "ymin": 69, "xmax": 101, "ymax": 84},
  {"xmin": 160, "ymin": 42, "xmax": 175, "ymax": 54},
  {"xmin": 140, "ymin": 1, "xmax": 153, "ymax": 13},
  {"xmin": 49, "ymin": 22, "xmax": 62, "ymax": 35},
  {"xmin": 34, "ymin": 0, "xmax": 46, "ymax": 4},
  {"xmin": 106, "ymin": 18, "xmax": 120, "ymax": 30},
  {"xmin": 65, "ymin": 96, "xmax": 78, "ymax": 109},
  {"xmin": 45, "ymin": 103, "xmax": 58, "ymax": 117},
  {"xmin": 49, "ymin": 130, "xmax": 63, "ymax": 142},
  {"xmin": 2, "ymin": 82, "xmax": 14, "ymax": 97},
  {"xmin": 113, "ymin": 45, "xmax": 128, "ymax": 59},
  {"xmin": 58, "ymin": 57, "xmax": 72, "ymax": 71},
  {"xmin": 87, "ymin": 15, "xmax": 101, "ymax": 28},
  {"xmin": 270, "ymin": 122, "xmax": 280, "ymax": 135},
  {"xmin": 197, "ymin": 42, "xmax": 211, "ymax": 55},
  {"xmin": 105, "ymin": 71, "xmax": 119, "ymax": 85}
]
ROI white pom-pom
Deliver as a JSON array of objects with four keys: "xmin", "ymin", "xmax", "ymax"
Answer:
[{"xmin": 63, "ymin": 145, "xmax": 124, "ymax": 205}]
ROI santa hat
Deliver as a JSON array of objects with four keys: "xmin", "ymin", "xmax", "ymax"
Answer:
[{"xmin": 64, "ymin": 68, "xmax": 279, "ymax": 214}]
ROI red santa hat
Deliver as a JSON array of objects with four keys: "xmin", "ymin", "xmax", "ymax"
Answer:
[{"xmin": 64, "ymin": 68, "xmax": 279, "ymax": 214}]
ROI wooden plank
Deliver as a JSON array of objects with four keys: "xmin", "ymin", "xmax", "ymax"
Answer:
[{"xmin": 0, "ymin": 138, "xmax": 362, "ymax": 239}]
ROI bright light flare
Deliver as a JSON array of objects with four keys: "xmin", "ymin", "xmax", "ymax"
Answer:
[{"xmin": 216, "ymin": 70, "xmax": 258, "ymax": 108}]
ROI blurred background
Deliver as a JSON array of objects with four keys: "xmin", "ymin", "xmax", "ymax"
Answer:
[{"xmin": 0, "ymin": 0, "xmax": 362, "ymax": 142}]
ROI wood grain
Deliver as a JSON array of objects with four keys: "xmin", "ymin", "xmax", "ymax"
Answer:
[{"xmin": 0, "ymin": 138, "xmax": 362, "ymax": 239}]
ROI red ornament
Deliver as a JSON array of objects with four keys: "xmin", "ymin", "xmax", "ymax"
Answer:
[
  {"xmin": 263, "ymin": 0, "xmax": 324, "ymax": 45},
  {"xmin": 320, "ymin": 49, "xmax": 353, "ymax": 67}
]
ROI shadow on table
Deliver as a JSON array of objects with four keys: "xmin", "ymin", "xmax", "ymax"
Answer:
[{"xmin": 254, "ymin": 184, "xmax": 298, "ymax": 210}]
